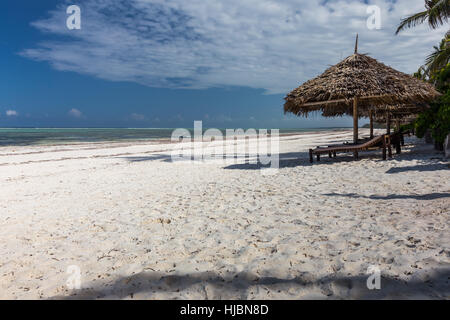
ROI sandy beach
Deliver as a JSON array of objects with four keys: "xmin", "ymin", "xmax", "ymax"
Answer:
[{"xmin": 0, "ymin": 129, "xmax": 449, "ymax": 299}]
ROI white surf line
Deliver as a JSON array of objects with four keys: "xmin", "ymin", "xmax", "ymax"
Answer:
[
  {"xmin": 0, "ymin": 130, "xmax": 364, "ymax": 166},
  {"xmin": 0, "ymin": 130, "xmax": 355, "ymax": 157}
]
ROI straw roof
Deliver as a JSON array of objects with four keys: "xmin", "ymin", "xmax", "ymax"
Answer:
[{"xmin": 284, "ymin": 53, "xmax": 440, "ymax": 116}]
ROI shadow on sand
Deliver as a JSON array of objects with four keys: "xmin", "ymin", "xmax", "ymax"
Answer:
[
  {"xmin": 121, "ymin": 155, "xmax": 173, "ymax": 162},
  {"xmin": 118, "ymin": 138, "xmax": 448, "ymax": 170},
  {"xmin": 120, "ymin": 153, "xmax": 267, "ymax": 163},
  {"xmin": 385, "ymin": 163, "xmax": 449, "ymax": 174},
  {"xmin": 221, "ymin": 141, "xmax": 449, "ymax": 170},
  {"xmin": 51, "ymin": 268, "xmax": 450, "ymax": 300},
  {"xmin": 221, "ymin": 151, "xmax": 394, "ymax": 170},
  {"xmin": 120, "ymin": 150, "xmax": 447, "ymax": 171},
  {"xmin": 323, "ymin": 192, "xmax": 450, "ymax": 201}
]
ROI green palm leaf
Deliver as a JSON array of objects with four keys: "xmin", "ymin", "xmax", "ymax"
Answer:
[
  {"xmin": 396, "ymin": 0, "xmax": 450, "ymax": 34},
  {"xmin": 396, "ymin": 11, "xmax": 429, "ymax": 34},
  {"xmin": 425, "ymin": 38, "xmax": 450, "ymax": 73}
]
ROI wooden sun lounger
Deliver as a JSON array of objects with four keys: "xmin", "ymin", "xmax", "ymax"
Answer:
[{"xmin": 309, "ymin": 134, "xmax": 390, "ymax": 163}]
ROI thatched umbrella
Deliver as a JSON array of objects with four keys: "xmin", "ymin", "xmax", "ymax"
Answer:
[
  {"xmin": 284, "ymin": 35, "xmax": 440, "ymax": 143},
  {"xmin": 367, "ymin": 105, "xmax": 425, "ymax": 134}
]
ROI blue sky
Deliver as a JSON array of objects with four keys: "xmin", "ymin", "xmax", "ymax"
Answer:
[{"xmin": 0, "ymin": 0, "xmax": 447, "ymax": 128}]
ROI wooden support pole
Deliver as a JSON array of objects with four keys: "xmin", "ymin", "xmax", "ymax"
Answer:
[
  {"xmin": 387, "ymin": 135, "xmax": 392, "ymax": 158},
  {"xmin": 369, "ymin": 110, "xmax": 374, "ymax": 139},
  {"xmin": 396, "ymin": 140, "xmax": 401, "ymax": 154},
  {"xmin": 353, "ymin": 97, "xmax": 358, "ymax": 144},
  {"xmin": 396, "ymin": 130, "xmax": 402, "ymax": 154},
  {"xmin": 386, "ymin": 114, "xmax": 391, "ymax": 135},
  {"xmin": 395, "ymin": 120, "xmax": 400, "ymax": 132}
]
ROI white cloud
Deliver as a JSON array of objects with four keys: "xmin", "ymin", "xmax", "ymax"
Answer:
[
  {"xmin": 130, "ymin": 113, "xmax": 147, "ymax": 121},
  {"xmin": 22, "ymin": 0, "xmax": 447, "ymax": 94},
  {"xmin": 6, "ymin": 110, "xmax": 18, "ymax": 116},
  {"xmin": 214, "ymin": 114, "xmax": 233, "ymax": 122},
  {"xmin": 203, "ymin": 114, "xmax": 233, "ymax": 122},
  {"xmin": 68, "ymin": 108, "xmax": 83, "ymax": 118}
]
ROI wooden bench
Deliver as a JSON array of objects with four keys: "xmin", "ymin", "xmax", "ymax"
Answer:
[{"xmin": 309, "ymin": 134, "xmax": 390, "ymax": 163}]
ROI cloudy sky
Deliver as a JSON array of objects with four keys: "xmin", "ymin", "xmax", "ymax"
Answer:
[{"xmin": 0, "ymin": 0, "xmax": 447, "ymax": 128}]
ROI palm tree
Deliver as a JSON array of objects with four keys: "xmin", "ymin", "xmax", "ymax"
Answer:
[
  {"xmin": 396, "ymin": 0, "xmax": 450, "ymax": 34},
  {"xmin": 425, "ymin": 33, "xmax": 450, "ymax": 75},
  {"xmin": 413, "ymin": 66, "xmax": 428, "ymax": 80}
]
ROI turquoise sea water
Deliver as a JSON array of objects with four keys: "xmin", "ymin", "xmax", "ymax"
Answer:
[{"xmin": 0, "ymin": 128, "xmax": 348, "ymax": 146}]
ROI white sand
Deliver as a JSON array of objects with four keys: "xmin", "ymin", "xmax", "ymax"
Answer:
[{"xmin": 0, "ymin": 129, "xmax": 449, "ymax": 299}]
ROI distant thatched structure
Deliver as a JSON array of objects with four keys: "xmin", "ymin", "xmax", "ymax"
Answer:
[
  {"xmin": 366, "ymin": 105, "xmax": 426, "ymax": 123},
  {"xmin": 284, "ymin": 35, "xmax": 440, "ymax": 143},
  {"xmin": 322, "ymin": 104, "xmax": 422, "ymax": 137},
  {"xmin": 321, "ymin": 104, "xmax": 428, "ymax": 119},
  {"xmin": 322, "ymin": 103, "xmax": 427, "ymax": 133}
]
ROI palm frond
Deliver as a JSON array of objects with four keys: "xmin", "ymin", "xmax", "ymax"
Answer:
[
  {"xmin": 396, "ymin": 0, "xmax": 450, "ymax": 34},
  {"xmin": 427, "ymin": 0, "xmax": 450, "ymax": 28},
  {"xmin": 396, "ymin": 11, "xmax": 429, "ymax": 34},
  {"xmin": 425, "ymin": 38, "xmax": 450, "ymax": 73}
]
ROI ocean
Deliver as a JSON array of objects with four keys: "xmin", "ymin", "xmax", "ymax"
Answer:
[{"xmin": 0, "ymin": 128, "xmax": 348, "ymax": 146}]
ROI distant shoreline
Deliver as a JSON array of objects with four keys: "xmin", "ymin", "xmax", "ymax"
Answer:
[
  {"xmin": 0, "ymin": 127, "xmax": 353, "ymax": 130},
  {"xmin": 0, "ymin": 127, "xmax": 353, "ymax": 147}
]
